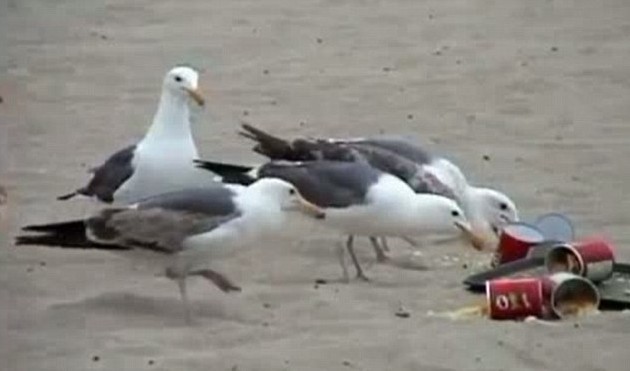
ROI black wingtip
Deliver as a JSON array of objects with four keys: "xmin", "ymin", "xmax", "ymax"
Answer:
[
  {"xmin": 14, "ymin": 235, "xmax": 45, "ymax": 246},
  {"xmin": 238, "ymin": 124, "xmax": 296, "ymax": 160},
  {"xmin": 21, "ymin": 219, "xmax": 86, "ymax": 233},
  {"xmin": 15, "ymin": 234, "xmax": 129, "ymax": 250},
  {"xmin": 194, "ymin": 159, "xmax": 256, "ymax": 186},
  {"xmin": 194, "ymin": 159, "xmax": 253, "ymax": 173}
]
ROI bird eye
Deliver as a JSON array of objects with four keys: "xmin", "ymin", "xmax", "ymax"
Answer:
[
  {"xmin": 499, "ymin": 202, "xmax": 508, "ymax": 211},
  {"xmin": 289, "ymin": 188, "xmax": 296, "ymax": 195},
  {"xmin": 174, "ymin": 75, "xmax": 183, "ymax": 82},
  {"xmin": 451, "ymin": 210, "xmax": 460, "ymax": 217}
]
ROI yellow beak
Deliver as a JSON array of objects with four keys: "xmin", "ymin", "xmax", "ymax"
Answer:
[
  {"xmin": 184, "ymin": 87, "xmax": 205, "ymax": 106},
  {"xmin": 454, "ymin": 221, "xmax": 489, "ymax": 251},
  {"xmin": 293, "ymin": 195, "xmax": 326, "ymax": 219}
]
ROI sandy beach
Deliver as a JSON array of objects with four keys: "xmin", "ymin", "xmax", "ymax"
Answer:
[{"xmin": 2, "ymin": 0, "xmax": 630, "ymax": 370}]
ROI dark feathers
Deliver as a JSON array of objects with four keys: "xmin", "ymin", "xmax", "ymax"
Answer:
[
  {"xmin": 238, "ymin": 124, "xmax": 421, "ymax": 183},
  {"xmin": 20, "ymin": 186, "xmax": 242, "ymax": 253},
  {"xmin": 236, "ymin": 124, "xmax": 456, "ymax": 199},
  {"xmin": 194, "ymin": 160, "xmax": 256, "ymax": 185},
  {"xmin": 239, "ymin": 124, "xmax": 358, "ymax": 162},
  {"xmin": 58, "ymin": 144, "xmax": 137, "ymax": 203},
  {"xmin": 351, "ymin": 138, "xmax": 433, "ymax": 165},
  {"xmin": 86, "ymin": 187, "xmax": 242, "ymax": 253},
  {"xmin": 261, "ymin": 161, "xmax": 380, "ymax": 208},
  {"xmin": 16, "ymin": 219, "xmax": 128, "ymax": 249},
  {"xmin": 197, "ymin": 156, "xmax": 381, "ymax": 208}
]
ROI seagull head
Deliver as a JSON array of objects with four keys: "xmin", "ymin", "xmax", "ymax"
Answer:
[
  {"xmin": 470, "ymin": 187, "xmax": 519, "ymax": 237},
  {"xmin": 248, "ymin": 178, "xmax": 326, "ymax": 220},
  {"xmin": 414, "ymin": 194, "xmax": 489, "ymax": 251},
  {"xmin": 163, "ymin": 66, "xmax": 205, "ymax": 107}
]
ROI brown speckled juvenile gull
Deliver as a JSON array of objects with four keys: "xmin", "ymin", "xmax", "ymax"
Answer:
[{"xmin": 18, "ymin": 178, "xmax": 325, "ymax": 323}]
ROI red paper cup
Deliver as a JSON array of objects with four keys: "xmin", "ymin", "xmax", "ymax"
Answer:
[
  {"xmin": 492, "ymin": 223, "xmax": 545, "ymax": 266},
  {"xmin": 541, "ymin": 272, "xmax": 600, "ymax": 318},
  {"xmin": 486, "ymin": 278, "xmax": 544, "ymax": 320},
  {"xmin": 545, "ymin": 236, "xmax": 615, "ymax": 283}
]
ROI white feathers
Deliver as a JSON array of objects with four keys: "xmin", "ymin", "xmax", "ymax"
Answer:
[
  {"xmin": 320, "ymin": 174, "xmax": 468, "ymax": 237},
  {"xmin": 113, "ymin": 67, "xmax": 216, "ymax": 203}
]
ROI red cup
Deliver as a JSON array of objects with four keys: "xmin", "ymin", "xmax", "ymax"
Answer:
[
  {"xmin": 541, "ymin": 272, "xmax": 600, "ymax": 318},
  {"xmin": 492, "ymin": 223, "xmax": 545, "ymax": 266},
  {"xmin": 486, "ymin": 277, "xmax": 544, "ymax": 320},
  {"xmin": 545, "ymin": 236, "xmax": 616, "ymax": 283}
]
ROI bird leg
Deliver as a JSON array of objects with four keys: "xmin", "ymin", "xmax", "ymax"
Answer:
[
  {"xmin": 379, "ymin": 237, "xmax": 390, "ymax": 252},
  {"xmin": 369, "ymin": 236, "xmax": 389, "ymax": 263},
  {"xmin": 370, "ymin": 236, "xmax": 422, "ymax": 264},
  {"xmin": 195, "ymin": 269, "xmax": 242, "ymax": 293},
  {"xmin": 165, "ymin": 267, "xmax": 194, "ymax": 324},
  {"xmin": 400, "ymin": 236, "xmax": 420, "ymax": 249},
  {"xmin": 336, "ymin": 240, "xmax": 350, "ymax": 283},
  {"xmin": 177, "ymin": 277, "xmax": 193, "ymax": 325},
  {"xmin": 346, "ymin": 235, "xmax": 370, "ymax": 281}
]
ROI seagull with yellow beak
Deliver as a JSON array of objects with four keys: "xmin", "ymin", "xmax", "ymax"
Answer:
[{"xmin": 58, "ymin": 66, "xmax": 217, "ymax": 204}]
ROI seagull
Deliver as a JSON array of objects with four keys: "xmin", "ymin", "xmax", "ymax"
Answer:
[
  {"xmin": 194, "ymin": 159, "xmax": 485, "ymax": 281},
  {"xmin": 57, "ymin": 65, "xmax": 216, "ymax": 204},
  {"xmin": 17, "ymin": 178, "xmax": 326, "ymax": 323},
  {"xmin": 235, "ymin": 124, "xmax": 518, "ymax": 255}
]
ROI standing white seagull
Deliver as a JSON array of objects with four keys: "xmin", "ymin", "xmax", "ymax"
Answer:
[
  {"xmin": 18, "ymin": 179, "xmax": 325, "ymax": 323},
  {"xmin": 58, "ymin": 65, "xmax": 216, "ymax": 204}
]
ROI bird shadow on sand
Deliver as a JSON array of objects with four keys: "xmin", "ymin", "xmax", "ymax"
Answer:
[{"xmin": 47, "ymin": 291, "xmax": 259, "ymax": 326}]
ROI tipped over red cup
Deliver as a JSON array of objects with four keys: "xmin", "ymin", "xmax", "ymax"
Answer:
[
  {"xmin": 541, "ymin": 272, "xmax": 600, "ymax": 318},
  {"xmin": 545, "ymin": 236, "xmax": 616, "ymax": 283},
  {"xmin": 492, "ymin": 223, "xmax": 545, "ymax": 266},
  {"xmin": 486, "ymin": 273, "xmax": 600, "ymax": 320},
  {"xmin": 486, "ymin": 278, "xmax": 544, "ymax": 320}
]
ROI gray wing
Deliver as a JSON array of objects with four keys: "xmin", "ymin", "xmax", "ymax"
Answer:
[
  {"xmin": 259, "ymin": 161, "xmax": 380, "ymax": 208},
  {"xmin": 328, "ymin": 142, "xmax": 456, "ymax": 200},
  {"xmin": 238, "ymin": 124, "xmax": 454, "ymax": 200},
  {"xmin": 86, "ymin": 186, "xmax": 241, "ymax": 254},
  {"xmin": 59, "ymin": 144, "xmax": 137, "ymax": 203},
  {"xmin": 239, "ymin": 123, "xmax": 360, "ymax": 162},
  {"xmin": 408, "ymin": 167, "xmax": 459, "ymax": 201},
  {"xmin": 342, "ymin": 137, "xmax": 434, "ymax": 165},
  {"xmin": 342, "ymin": 143, "xmax": 422, "ymax": 186}
]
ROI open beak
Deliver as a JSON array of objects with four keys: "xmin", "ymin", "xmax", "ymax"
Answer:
[
  {"xmin": 454, "ymin": 221, "xmax": 488, "ymax": 252},
  {"xmin": 499, "ymin": 214, "xmax": 513, "ymax": 224},
  {"xmin": 490, "ymin": 224, "xmax": 501, "ymax": 238},
  {"xmin": 491, "ymin": 214, "xmax": 515, "ymax": 237},
  {"xmin": 184, "ymin": 87, "xmax": 205, "ymax": 106},
  {"xmin": 290, "ymin": 196, "xmax": 326, "ymax": 220}
]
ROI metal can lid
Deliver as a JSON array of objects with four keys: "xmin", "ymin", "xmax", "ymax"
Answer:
[
  {"xmin": 502, "ymin": 222, "xmax": 545, "ymax": 244},
  {"xmin": 535, "ymin": 213, "xmax": 575, "ymax": 242}
]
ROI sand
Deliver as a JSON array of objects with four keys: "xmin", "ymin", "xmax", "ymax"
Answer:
[{"xmin": 2, "ymin": 0, "xmax": 630, "ymax": 370}]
